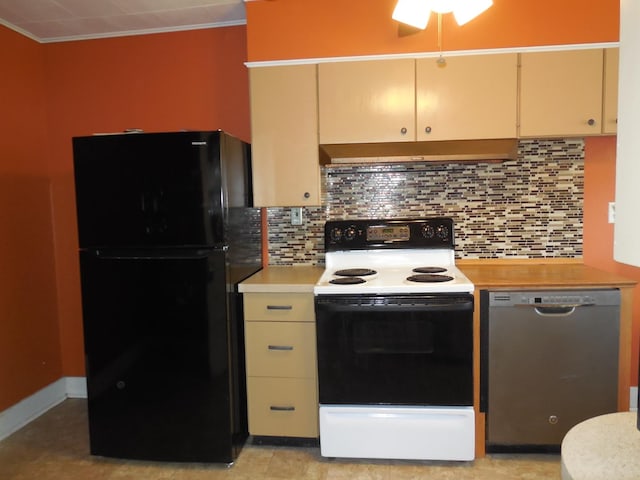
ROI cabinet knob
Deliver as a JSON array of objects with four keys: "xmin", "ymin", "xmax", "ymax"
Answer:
[
  {"xmin": 425, "ymin": 126, "xmax": 432, "ymax": 134},
  {"xmin": 587, "ymin": 118, "xmax": 596, "ymax": 126},
  {"xmin": 400, "ymin": 127, "xmax": 408, "ymax": 135},
  {"xmin": 304, "ymin": 192, "xmax": 310, "ymax": 199}
]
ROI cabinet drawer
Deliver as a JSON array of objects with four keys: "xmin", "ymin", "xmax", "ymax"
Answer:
[
  {"xmin": 245, "ymin": 322, "xmax": 316, "ymax": 378},
  {"xmin": 247, "ymin": 377, "xmax": 319, "ymax": 437},
  {"xmin": 244, "ymin": 293, "xmax": 314, "ymax": 322}
]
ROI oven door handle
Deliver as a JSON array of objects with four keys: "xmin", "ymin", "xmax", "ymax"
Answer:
[{"xmin": 316, "ymin": 296, "xmax": 473, "ymax": 313}]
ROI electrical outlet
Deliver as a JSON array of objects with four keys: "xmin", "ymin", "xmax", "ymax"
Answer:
[
  {"xmin": 608, "ymin": 202, "xmax": 615, "ymax": 224},
  {"xmin": 290, "ymin": 207, "xmax": 303, "ymax": 225}
]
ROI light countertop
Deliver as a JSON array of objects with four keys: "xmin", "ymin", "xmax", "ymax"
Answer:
[
  {"xmin": 561, "ymin": 412, "xmax": 640, "ymax": 480},
  {"xmin": 238, "ymin": 266, "xmax": 324, "ymax": 293},
  {"xmin": 239, "ymin": 262, "xmax": 636, "ymax": 293},
  {"xmin": 458, "ymin": 261, "xmax": 637, "ymax": 289}
]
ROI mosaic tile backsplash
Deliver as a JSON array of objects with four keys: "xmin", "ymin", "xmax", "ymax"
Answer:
[{"xmin": 267, "ymin": 138, "xmax": 584, "ymax": 266}]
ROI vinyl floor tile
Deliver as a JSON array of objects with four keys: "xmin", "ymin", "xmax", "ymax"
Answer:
[{"xmin": 0, "ymin": 400, "xmax": 561, "ymax": 479}]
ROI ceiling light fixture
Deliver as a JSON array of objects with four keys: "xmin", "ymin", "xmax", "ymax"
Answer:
[{"xmin": 392, "ymin": 0, "xmax": 493, "ymax": 30}]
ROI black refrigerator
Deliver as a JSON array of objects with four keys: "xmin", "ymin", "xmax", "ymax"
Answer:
[{"xmin": 72, "ymin": 130, "xmax": 262, "ymax": 463}]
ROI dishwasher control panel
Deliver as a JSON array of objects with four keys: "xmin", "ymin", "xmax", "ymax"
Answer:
[
  {"xmin": 489, "ymin": 289, "xmax": 621, "ymax": 307},
  {"xmin": 524, "ymin": 294, "xmax": 594, "ymax": 305}
]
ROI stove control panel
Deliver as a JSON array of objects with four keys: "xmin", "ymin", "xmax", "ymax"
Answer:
[
  {"xmin": 367, "ymin": 224, "xmax": 410, "ymax": 242},
  {"xmin": 325, "ymin": 217, "xmax": 455, "ymax": 251}
]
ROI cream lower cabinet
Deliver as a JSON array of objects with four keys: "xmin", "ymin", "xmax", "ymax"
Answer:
[
  {"xmin": 249, "ymin": 64, "xmax": 320, "ymax": 207},
  {"xmin": 519, "ymin": 49, "xmax": 604, "ymax": 137},
  {"xmin": 243, "ymin": 292, "xmax": 318, "ymax": 438}
]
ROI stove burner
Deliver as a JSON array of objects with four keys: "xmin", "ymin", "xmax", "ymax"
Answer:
[
  {"xmin": 412, "ymin": 266, "xmax": 448, "ymax": 274},
  {"xmin": 334, "ymin": 268, "xmax": 377, "ymax": 277},
  {"xmin": 330, "ymin": 277, "xmax": 367, "ymax": 285},
  {"xmin": 406, "ymin": 274, "xmax": 454, "ymax": 283}
]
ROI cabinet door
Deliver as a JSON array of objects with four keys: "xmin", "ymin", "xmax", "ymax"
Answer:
[
  {"xmin": 603, "ymin": 48, "xmax": 619, "ymax": 134},
  {"xmin": 244, "ymin": 292, "xmax": 315, "ymax": 322},
  {"xmin": 249, "ymin": 64, "xmax": 319, "ymax": 207},
  {"xmin": 247, "ymin": 377, "xmax": 319, "ymax": 437},
  {"xmin": 519, "ymin": 49, "xmax": 603, "ymax": 137},
  {"xmin": 416, "ymin": 54, "xmax": 517, "ymax": 141},
  {"xmin": 245, "ymin": 322, "xmax": 317, "ymax": 378},
  {"xmin": 319, "ymin": 59, "xmax": 415, "ymax": 144}
]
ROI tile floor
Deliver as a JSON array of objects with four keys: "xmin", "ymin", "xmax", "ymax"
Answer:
[{"xmin": 0, "ymin": 399, "xmax": 561, "ymax": 479}]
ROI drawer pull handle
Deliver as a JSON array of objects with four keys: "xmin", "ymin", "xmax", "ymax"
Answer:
[
  {"xmin": 268, "ymin": 345, "xmax": 294, "ymax": 351},
  {"xmin": 270, "ymin": 405, "xmax": 295, "ymax": 412},
  {"xmin": 266, "ymin": 305, "xmax": 293, "ymax": 310}
]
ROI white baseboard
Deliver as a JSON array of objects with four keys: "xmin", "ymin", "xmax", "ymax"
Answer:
[
  {"xmin": 631, "ymin": 386, "xmax": 638, "ymax": 412},
  {"xmin": 65, "ymin": 376, "xmax": 88, "ymax": 398},
  {"xmin": 0, "ymin": 376, "xmax": 87, "ymax": 442}
]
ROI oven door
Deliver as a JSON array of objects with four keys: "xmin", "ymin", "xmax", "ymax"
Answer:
[{"xmin": 315, "ymin": 294, "xmax": 473, "ymax": 406}]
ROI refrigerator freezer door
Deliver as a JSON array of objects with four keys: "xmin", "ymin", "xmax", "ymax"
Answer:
[
  {"xmin": 79, "ymin": 249, "xmax": 247, "ymax": 463},
  {"xmin": 73, "ymin": 131, "xmax": 251, "ymax": 248}
]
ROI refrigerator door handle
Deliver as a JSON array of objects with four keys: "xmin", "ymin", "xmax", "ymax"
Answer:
[{"xmin": 89, "ymin": 249, "xmax": 216, "ymax": 260}]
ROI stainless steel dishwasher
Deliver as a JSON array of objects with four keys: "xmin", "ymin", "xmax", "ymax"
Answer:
[{"xmin": 480, "ymin": 289, "xmax": 620, "ymax": 452}]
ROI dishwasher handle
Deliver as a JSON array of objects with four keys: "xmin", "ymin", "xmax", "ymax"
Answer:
[{"xmin": 515, "ymin": 303, "xmax": 595, "ymax": 317}]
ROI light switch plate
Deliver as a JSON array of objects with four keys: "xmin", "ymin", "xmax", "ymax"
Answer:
[
  {"xmin": 290, "ymin": 207, "xmax": 303, "ymax": 225},
  {"xmin": 608, "ymin": 202, "xmax": 615, "ymax": 224}
]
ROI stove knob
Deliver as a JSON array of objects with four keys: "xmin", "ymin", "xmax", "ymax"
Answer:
[
  {"xmin": 421, "ymin": 224, "xmax": 435, "ymax": 238},
  {"xmin": 344, "ymin": 226, "xmax": 357, "ymax": 241},
  {"xmin": 436, "ymin": 224, "xmax": 450, "ymax": 240},
  {"xmin": 330, "ymin": 227, "xmax": 343, "ymax": 242}
]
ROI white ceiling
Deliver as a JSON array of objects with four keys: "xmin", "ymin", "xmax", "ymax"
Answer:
[{"xmin": 0, "ymin": 0, "xmax": 248, "ymax": 43}]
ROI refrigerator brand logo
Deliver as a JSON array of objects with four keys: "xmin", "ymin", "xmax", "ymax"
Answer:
[{"xmin": 191, "ymin": 141, "xmax": 207, "ymax": 146}]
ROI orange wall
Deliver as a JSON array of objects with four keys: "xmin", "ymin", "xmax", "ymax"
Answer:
[
  {"xmin": 2, "ymin": 0, "xmax": 637, "ymax": 411},
  {"xmin": 584, "ymin": 137, "xmax": 640, "ymax": 385},
  {"xmin": 0, "ymin": 26, "xmax": 63, "ymax": 411},
  {"xmin": 43, "ymin": 26, "xmax": 251, "ymax": 377},
  {"xmin": 246, "ymin": 0, "xmax": 619, "ymax": 62}
]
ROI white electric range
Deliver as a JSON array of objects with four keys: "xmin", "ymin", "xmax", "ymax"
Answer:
[{"xmin": 314, "ymin": 217, "xmax": 476, "ymax": 462}]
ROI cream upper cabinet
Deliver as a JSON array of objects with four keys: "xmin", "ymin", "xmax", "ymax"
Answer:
[
  {"xmin": 318, "ymin": 55, "xmax": 517, "ymax": 144},
  {"xmin": 249, "ymin": 64, "xmax": 320, "ymax": 207},
  {"xmin": 603, "ymin": 48, "xmax": 619, "ymax": 134},
  {"xmin": 519, "ymin": 49, "xmax": 604, "ymax": 137},
  {"xmin": 318, "ymin": 59, "xmax": 415, "ymax": 144},
  {"xmin": 416, "ymin": 54, "xmax": 518, "ymax": 141}
]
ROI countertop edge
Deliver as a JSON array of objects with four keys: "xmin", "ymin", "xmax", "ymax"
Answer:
[{"xmin": 238, "ymin": 284, "xmax": 316, "ymax": 293}]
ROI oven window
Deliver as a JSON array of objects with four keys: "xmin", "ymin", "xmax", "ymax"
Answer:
[
  {"xmin": 352, "ymin": 318, "xmax": 435, "ymax": 354},
  {"xmin": 316, "ymin": 294, "xmax": 473, "ymax": 406}
]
